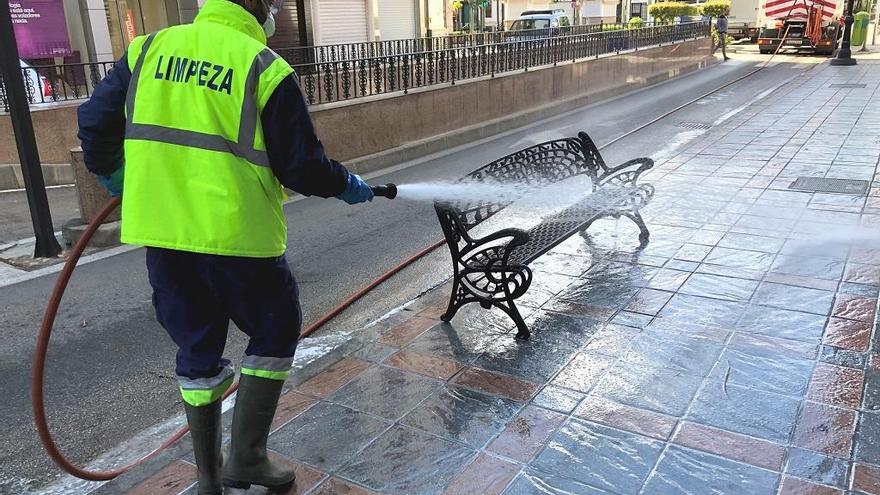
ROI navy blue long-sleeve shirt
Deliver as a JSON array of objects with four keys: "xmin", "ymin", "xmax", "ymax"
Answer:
[{"xmin": 77, "ymin": 55, "xmax": 349, "ymax": 198}]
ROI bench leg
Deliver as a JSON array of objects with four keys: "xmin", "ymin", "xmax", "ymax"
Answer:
[
  {"xmin": 441, "ymin": 276, "xmax": 466, "ymax": 322},
  {"xmin": 626, "ymin": 212, "xmax": 650, "ymax": 242},
  {"xmin": 493, "ymin": 294, "xmax": 530, "ymax": 340}
]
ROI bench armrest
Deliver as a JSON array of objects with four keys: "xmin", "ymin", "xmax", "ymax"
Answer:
[
  {"xmin": 598, "ymin": 157, "xmax": 654, "ymax": 187},
  {"xmin": 469, "ymin": 228, "xmax": 530, "ymax": 248}
]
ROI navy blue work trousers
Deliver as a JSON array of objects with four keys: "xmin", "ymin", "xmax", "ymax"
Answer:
[{"xmin": 146, "ymin": 247, "xmax": 302, "ymax": 380}]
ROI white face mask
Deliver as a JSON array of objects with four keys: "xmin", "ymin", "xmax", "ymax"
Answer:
[{"xmin": 262, "ymin": 10, "xmax": 276, "ymax": 37}]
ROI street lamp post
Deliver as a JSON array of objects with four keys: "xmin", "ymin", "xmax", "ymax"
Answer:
[
  {"xmin": 0, "ymin": 0, "xmax": 63, "ymax": 257},
  {"xmin": 831, "ymin": 0, "xmax": 858, "ymax": 65}
]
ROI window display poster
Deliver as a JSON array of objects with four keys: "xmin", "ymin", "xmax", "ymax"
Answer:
[{"xmin": 9, "ymin": 0, "xmax": 72, "ymax": 58}]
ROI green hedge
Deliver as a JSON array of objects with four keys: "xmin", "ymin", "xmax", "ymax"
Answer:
[
  {"xmin": 628, "ymin": 16, "xmax": 645, "ymax": 27},
  {"xmin": 648, "ymin": 2, "xmax": 699, "ymax": 22},
  {"xmin": 700, "ymin": 0, "xmax": 731, "ymax": 18}
]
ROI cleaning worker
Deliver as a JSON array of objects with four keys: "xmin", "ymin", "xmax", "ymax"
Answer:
[{"xmin": 76, "ymin": 0, "xmax": 375, "ymax": 490}]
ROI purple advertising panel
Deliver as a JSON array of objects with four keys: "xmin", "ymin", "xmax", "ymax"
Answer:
[{"xmin": 10, "ymin": 0, "xmax": 72, "ymax": 58}]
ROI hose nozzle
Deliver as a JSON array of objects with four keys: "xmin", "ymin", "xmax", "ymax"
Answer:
[{"xmin": 371, "ymin": 183, "xmax": 397, "ymax": 199}]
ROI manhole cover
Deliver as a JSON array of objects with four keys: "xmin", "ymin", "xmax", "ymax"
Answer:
[
  {"xmin": 829, "ymin": 83, "xmax": 867, "ymax": 88},
  {"xmin": 789, "ymin": 177, "xmax": 869, "ymax": 194},
  {"xmin": 677, "ymin": 122, "xmax": 712, "ymax": 130}
]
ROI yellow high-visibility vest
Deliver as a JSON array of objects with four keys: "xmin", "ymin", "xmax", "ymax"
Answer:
[{"xmin": 122, "ymin": 0, "xmax": 293, "ymax": 257}]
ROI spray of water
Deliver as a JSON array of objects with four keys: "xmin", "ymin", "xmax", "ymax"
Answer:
[{"xmin": 396, "ymin": 181, "xmax": 533, "ymax": 203}]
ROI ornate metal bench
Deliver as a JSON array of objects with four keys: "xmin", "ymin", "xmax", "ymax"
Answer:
[{"xmin": 434, "ymin": 131, "xmax": 654, "ymax": 340}]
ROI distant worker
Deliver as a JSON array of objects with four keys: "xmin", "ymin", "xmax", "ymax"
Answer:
[
  {"xmin": 716, "ymin": 10, "xmax": 731, "ymax": 61},
  {"xmin": 76, "ymin": 0, "xmax": 375, "ymax": 491}
]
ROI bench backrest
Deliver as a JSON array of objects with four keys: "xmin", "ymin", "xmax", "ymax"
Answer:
[{"xmin": 436, "ymin": 131, "xmax": 606, "ymax": 232}]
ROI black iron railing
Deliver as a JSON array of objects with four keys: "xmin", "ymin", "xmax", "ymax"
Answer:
[
  {"xmin": 1, "ymin": 61, "xmax": 115, "ymax": 112},
  {"xmin": 293, "ymin": 22, "xmax": 709, "ymax": 105},
  {"xmin": 275, "ymin": 22, "xmax": 665, "ymax": 65},
  {"xmin": 0, "ymin": 22, "xmax": 707, "ymax": 112}
]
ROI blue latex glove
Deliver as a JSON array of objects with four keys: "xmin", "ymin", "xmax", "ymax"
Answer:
[
  {"xmin": 336, "ymin": 173, "xmax": 374, "ymax": 204},
  {"xmin": 96, "ymin": 167, "xmax": 124, "ymax": 197}
]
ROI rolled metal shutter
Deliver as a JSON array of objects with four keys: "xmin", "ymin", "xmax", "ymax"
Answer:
[
  {"xmin": 378, "ymin": 0, "xmax": 417, "ymax": 40},
  {"xmin": 317, "ymin": 0, "xmax": 369, "ymax": 45}
]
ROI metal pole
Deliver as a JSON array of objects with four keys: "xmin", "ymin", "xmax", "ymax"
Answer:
[
  {"xmin": 872, "ymin": 0, "xmax": 879, "ymax": 45},
  {"xmin": 832, "ymin": 0, "xmax": 858, "ymax": 65},
  {"xmin": 0, "ymin": 0, "xmax": 62, "ymax": 257}
]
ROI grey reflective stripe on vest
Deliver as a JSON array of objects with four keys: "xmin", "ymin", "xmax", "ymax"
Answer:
[
  {"xmin": 125, "ymin": 39, "xmax": 280, "ymax": 168},
  {"xmin": 238, "ymin": 49, "xmax": 279, "ymax": 153},
  {"xmin": 177, "ymin": 364, "xmax": 234, "ymax": 391},
  {"xmin": 126, "ymin": 123, "xmax": 270, "ymax": 167},
  {"xmin": 126, "ymin": 32, "xmax": 157, "ymax": 119},
  {"xmin": 241, "ymin": 355, "xmax": 293, "ymax": 372}
]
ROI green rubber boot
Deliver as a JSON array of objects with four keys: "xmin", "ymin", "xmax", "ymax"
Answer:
[
  {"xmin": 183, "ymin": 401, "xmax": 223, "ymax": 495},
  {"xmin": 222, "ymin": 374, "xmax": 296, "ymax": 491}
]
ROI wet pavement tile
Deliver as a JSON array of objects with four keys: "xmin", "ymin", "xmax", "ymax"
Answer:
[
  {"xmin": 659, "ymin": 293, "xmax": 746, "ymax": 328},
  {"xmin": 330, "ymin": 366, "xmax": 441, "ymax": 421},
  {"xmin": 838, "ymin": 282, "xmax": 880, "ymax": 297},
  {"xmin": 728, "ymin": 332, "xmax": 819, "ymax": 360},
  {"xmin": 271, "ymin": 391, "xmax": 318, "ymax": 432},
  {"xmin": 503, "ymin": 470, "xmax": 612, "ymax": 495},
  {"xmin": 824, "ymin": 318, "xmax": 872, "ymax": 352},
  {"xmin": 401, "ymin": 385, "xmax": 520, "ymax": 448},
  {"xmin": 582, "ymin": 323, "xmax": 641, "ymax": 357},
  {"xmin": 784, "ymin": 447, "xmax": 849, "ymax": 489},
  {"xmin": 778, "ymin": 476, "xmax": 843, "ymax": 495},
  {"xmin": 674, "ymin": 243, "xmax": 714, "ymax": 263},
  {"xmin": 348, "ymin": 342, "xmax": 399, "ymax": 364},
  {"xmin": 453, "ymin": 367, "xmax": 539, "ymax": 402},
  {"xmin": 406, "ymin": 320, "xmax": 500, "ymax": 363},
  {"xmin": 665, "ymin": 259, "xmax": 700, "ymax": 272},
  {"xmin": 736, "ymin": 307, "xmax": 827, "ymax": 343},
  {"xmin": 818, "ymin": 345, "xmax": 867, "ymax": 369},
  {"xmin": 312, "ymin": 478, "xmax": 377, "ymax": 495},
  {"xmin": 620, "ymin": 330, "xmax": 723, "ymax": 377},
  {"xmin": 384, "ymin": 350, "xmax": 464, "ymax": 381},
  {"xmin": 678, "ymin": 273, "xmax": 759, "ymax": 301},
  {"xmin": 378, "ymin": 317, "xmax": 437, "ymax": 348},
  {"xmin": 851, "ymin": 247, "xmax": 880, "ymax": 266},
  {"xmin": 130, "ymin": 460, "xmax": 196, "ymax": 495},
  {"xmin": 832, "ymin": 294, "xmax": 877, "ymax": 323},
  {"xmin": 689, "ymin": 230, "xmax": 726, "ymax": 246},
  {"xmin": 771, "ymin": 255, "xmax": 846, "ymax": 281},
  {"xmin": 687, "ymin": 380, "xmax": 801, "ymax": 443},
  {"xmin": 296, "ymin": 358, "xmax": 372, "ymax": 399},
  {"xmin": 856, "ymin": 412, "xmax": 880, "ymax": 465},
  {"xmin": 530, "ymin": 252, "xmax": 594, "ymax": 277},
  {"xmin": 574, "ymin": 396, "xmax": 677, "ymax": 441},
  {"xmin": 752, "ymin": 283, "xmax": 835, "ymax": 315},
  {"xmin": 558, "ymin": 279, "xmax": 640, "ymax": 309},
  {"xmin": 531, "ymin": 385, "xmax": 585, "ymax": 414},
  {"xmin": 530, "ymin": 418, "xmax": 664, "ymax": 494},
  {"xmin": 646, "ymin": 268, "xmax": 690, "ymax": 292},
  {"xmin": 806, "ymin": 363, "xmax": 865, "ymax": 410},
  {"xmin": 844, "ymin": 264, "xmax": 880, "ymax": 287},
  {"xmin": 863, "ymin": 368, "xmax": 880, "ymax": 412},
  {"xmin": 707, "ymin": 347, "xmax": 814, "ymax": 397},
  {"xmin": 642, "ymin": 446, "xmax": 780, "ymax": 495},
  {"xmin": 551, "ymin": 352, "xmax": 616, "ymax": 393},
  {"xmin": 763, "ymin": 272, "xmax": 840, "ymax": 292},
  {"xmin": 442, "ymin": 453, "xmax": 519, "ymax": 495},
  {"xmin": 610, "ymin": 311, "xmax": 654, "ymax": 329},
  {"xmin": 583, "ymin": 261, "xmax": 659, "ymax": 287},
  {"xmin": 269, "ymin": 402, "xmax": 390, "ymax": 471},
  {"xmin": 794, "ymin": 402, "xmax": 856, "ymax": 459},
  {"xmin": 488, "ymin": 406, "xmax": 566, "ymax": 463},
  {"xmin": 853, "ymin": 463, "xmax": 880, "ymax": 495},
  {"xmin": 338, "ymin": 425, "xmax": 475, "ymax": 495},
  {"xmin": 473, "ymin": 336, "xmax": 582, "ymax": 384},
  {"xmin": 672, "ymin": 421, "xmax": 786, "ymax": 471},
  {"xmin": 705, "ymin": 246, "xmax": 777, "ymax": 271},
  {"xmin": 591, "ymin": 363, "xmax": 703, "ymax": 417},
  {"xmin": 623, "ymin": 288, "xmax": 673, "ymax": 316},
  {"xmin": 541, "ymin": 299, "xmax": 617, "ymax": 321}
]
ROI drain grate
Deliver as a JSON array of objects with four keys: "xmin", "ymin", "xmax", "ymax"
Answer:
[
  {"xmin": 677, "ymin": 121, "xmax": 712, "ymax": 130},
  {"xmin": 829, "ymin": 83, "xmax": 867, "ymax": 89},
  {"xmin": 789, "ymin": 177, "xmax": 869, "ymax": 195}
]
